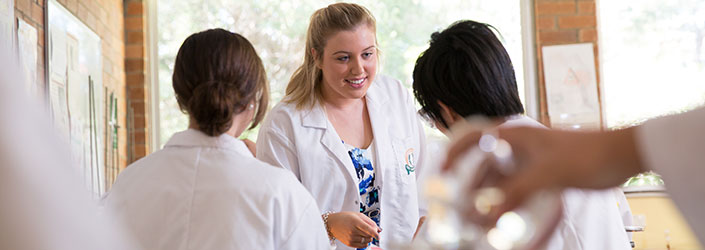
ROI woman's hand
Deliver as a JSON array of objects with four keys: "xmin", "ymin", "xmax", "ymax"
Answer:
[{"xmin": 327, "ymin": 211, "xmax": 380, "ymax": 248}]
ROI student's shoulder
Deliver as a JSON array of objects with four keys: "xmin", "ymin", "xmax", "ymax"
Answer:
[
  {"xmin": 260, "ymin": 101, "xmax": 301, "ymax": 130},
  {"xmin": 373, "ymin": 74, "xmax": 407, "ymax": 94},
  {"xmin": 371, "ymin": 74, "xmax": 415, "ymax": 108},
  {"xmin": 269, "ymin": 101, "xmax": 298, "ymax": 116},
  {"xmin": 249, "ymin": 160, "xmax": 308, "ymax": 194}
]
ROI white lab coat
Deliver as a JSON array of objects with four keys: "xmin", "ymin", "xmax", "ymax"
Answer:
[
  {"xmin": 257, "ymin": 75, "xmax": 426, "ymax": 250},
  {"xmin": 638, "ymin": 107, "xmax": 705, "ymax": 245},
  {"xmin": 503, "ymin": 116, "xmax": 631, "ymax": 250},
  {"xmin": 102, "ymin": 129, "xmax": 329, "ymax": 250}
]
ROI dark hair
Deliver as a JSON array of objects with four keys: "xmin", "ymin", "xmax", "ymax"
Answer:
[
  {"xmin": 172, "ymin": 28, "xmax": 268, "ymax": 136},
  {"xmin": 412, "ymin": 20, "xmax": 524, "ymax": 129}
]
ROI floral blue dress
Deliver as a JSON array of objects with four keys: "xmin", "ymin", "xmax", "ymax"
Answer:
[{"xmin": 344, "ymin": 141, "xmax": 381, "ymax": 249}]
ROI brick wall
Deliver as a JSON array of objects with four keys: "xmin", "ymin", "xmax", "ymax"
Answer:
[
  {"xmin": 14, "ymin": 0, "xmax": 46, "ymax": 99},
  {"xmin": 534, "ymin": 0, "xmax": 602, "ymax": 127},
  {"xmin": 14, "ymin": 0, "xmax": 129, "ymax": 172},
  {"xmin": 124, "ymin": 0, "xmax": 151, "ymax": 162}
]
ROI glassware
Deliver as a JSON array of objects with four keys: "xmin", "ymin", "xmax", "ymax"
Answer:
[{"xmin": 396, "ymin": 121, "xmax": 563, "ymax": 250}]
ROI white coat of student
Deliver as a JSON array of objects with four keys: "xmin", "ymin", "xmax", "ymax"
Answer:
[
  {"xmin": 411, "ymin": 20, "xmax": 632, "ymax": 249},
  {"xmin": 101, "ymin": 29, "xmax": 329, "ymax": 250},
  {"xmin": 256, "ymin": 3, "xmax": 427, "ymax": 249}
]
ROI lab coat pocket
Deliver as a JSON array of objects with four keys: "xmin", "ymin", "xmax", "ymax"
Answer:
[{"xmin": 392, "ymin": 137, "xmax": 417, "ymax": 184}]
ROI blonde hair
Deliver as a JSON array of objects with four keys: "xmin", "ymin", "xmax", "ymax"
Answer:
[{"xmin": 284, "ymin": 2, "xmax": 378, "ymax": 110}]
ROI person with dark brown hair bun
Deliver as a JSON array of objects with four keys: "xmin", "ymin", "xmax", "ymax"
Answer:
[{"xmin": 102, "ymin": 28, "xmax": 329, "ymax": 250}]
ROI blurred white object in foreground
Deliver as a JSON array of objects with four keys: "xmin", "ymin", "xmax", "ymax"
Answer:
[
  {"xmin": 0, "ymin": 49, "xmax": 137, "ymax": 250},
  {"xmin": 397, "ymin": 119, "xmax": 562, "ymax": 250}
]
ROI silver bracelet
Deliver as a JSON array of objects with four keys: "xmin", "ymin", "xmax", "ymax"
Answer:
[{"xmin": 322, "ymin": 211, "xmax": 336, "ymax": 243}]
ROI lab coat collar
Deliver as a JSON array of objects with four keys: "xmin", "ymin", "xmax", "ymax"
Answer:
[
  {"xmin": 300, "ymin": 77, "xmax": 389, "ymax": 129},
  {"xmin": 363, "ymin": 78, "xmax": 389, "ymax": 108},
  {"xmin": 298, "ymin": 79, "xmax": 392, "ymax": 190},
  {"xmin": 300, "ymin": 103, "xmax": 327, "ymax": 129},
  {"xmin": 164, "ymin": 129, "xmax": 252, "ymax": 157}
]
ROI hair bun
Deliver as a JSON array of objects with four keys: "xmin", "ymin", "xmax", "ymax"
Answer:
[{"xmin": 188, "ymin": 80, "xmax": 241, "ymax": 136}]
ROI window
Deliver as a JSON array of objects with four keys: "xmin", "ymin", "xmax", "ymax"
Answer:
[
  {"xmin": 598, "ymin": 0, "xmax": 705, "ymax": 189},
  {"xmin": 598, "ymin": 0, "xmax": 705, "ymax": 129},
  {"xmin": 155, "ymin": 0, "xmax": 529, "ymax": 147}
]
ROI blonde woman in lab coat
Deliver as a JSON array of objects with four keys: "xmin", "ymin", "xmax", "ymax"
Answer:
[
  {"xmin": 102, "ymin": 29, "xmax": 329, "ymax": 250},
  {"xmin": 257, "ymin": 3, "xmax": 426, "ymax": 249},
  {"xmin": 411, "ymin": 20, "xmax": 631, "ymax": 249}
]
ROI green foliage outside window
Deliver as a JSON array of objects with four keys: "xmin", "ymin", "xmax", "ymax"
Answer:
[{"xmin": 157, "ymin": 0, "xmax": 524, "ymax": 148}]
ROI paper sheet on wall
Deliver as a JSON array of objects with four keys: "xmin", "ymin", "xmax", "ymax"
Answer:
[
  {"xmin": 50, "ymin": 78, "xmax": 70, "ymax": 138},
  {"xmin": 542, "ymin": 43, "xmax": 601, "ymax": 130},
  {"xmin": 49, "ymin": 24, "xmax": 69, "ymax": 139},
  {"xmin": 17, "ymin": 19, "xmax": 38, "ymax": 97},
  {"xmin": 0, "ymin": 0, "xmax": 13, "ymax": 51},
  {"xmin": 49, "ymin": 24, "xmax": 67, "ymax": 81}
]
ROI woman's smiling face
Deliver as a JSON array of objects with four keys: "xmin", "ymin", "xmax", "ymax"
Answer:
[{"xmin": 317, "ymin": 24, "xmax": 378, "ymax": 102}]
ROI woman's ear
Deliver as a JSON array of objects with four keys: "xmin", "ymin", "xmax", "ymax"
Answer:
[{"xmin": 438, "ymin": 101, "xmax": 462, "ymax": 126}]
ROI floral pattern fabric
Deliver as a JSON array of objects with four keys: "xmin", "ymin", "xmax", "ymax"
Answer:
[{"xmin": 345, "ymin": 142, "xmax": 381, "ymax": 249}]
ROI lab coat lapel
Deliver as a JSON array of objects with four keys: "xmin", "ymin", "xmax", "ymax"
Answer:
[
  {"xmin": 365, "ymin": 83, "xmax": 391, "ymax": 194},
  {"xmin": 301, "ymin": 104, "xmax": 359, "ymax": 187}
]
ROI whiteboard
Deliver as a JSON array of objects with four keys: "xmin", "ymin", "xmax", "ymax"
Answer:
[{"xmin": 47, "ymin": 0, "xmax": 106, "ymax": 198}]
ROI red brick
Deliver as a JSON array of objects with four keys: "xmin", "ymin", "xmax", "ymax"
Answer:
[
  {"xmin": 125, "ymin": 2, "xmax": 143, "ymax": 16},
  {"xmin": 101, "ymin": 41, "xmax": 112, "ymax": 59},
  {"xmin": 125, "ymin": 44, "xmax": 144, "ymax": 58},
  {"xmin": 126, "ymin": 73, "xmax": 145, "ymax": 86},
  {"xmin": 16, "ymin": 0, "xmax": 31, "ymax": 14},
  {"xmin": 130, "ymin": 99, "xmax": 145, "ymax": 108},
  {"xmin": 36, "ymin": 45, "xmax": 44, "ymax": 66},
  {"xmin": 128, "ymin": 86, "xmax": 146, "ymax": 99},
  {"xmin": 539, "ymin": 30, "xmax": 578, "ymax": 44},
  {"xmin": 132, "ymin": 145, "xmax": 147, "ymax": 160},
  {"xmin": 64, "ymin": 0, "xmax": 78, "ymax": 15},
  {"xmin": 37, "ymin": 65, "xmax": 45, "ymax": 88},
  {"xmin": 125, "ymin": 16, "xmax": 143, "ymax": 31},
  {"xmin": 132, "ymin": 130, "xmax": 146, "ymax": 144},
  {"xmin": 37, "ymin": 27, "xmax": 44, "ymax": 46},
  {"xmin": 579, "ymin": 28, "xmax": 598, "ymax": 42},
  {"xmin": 94, "ymin": 6, "xmax": 109, "ymax": 25},
  {"xmin": 558, "ymin": 15, "xmax": 596, "ymax": 29},
  {"xmin": 131, "ymin": 114, "xmax": 146, "ymax": 132},
  {"xmin": 76, "ymin": 2, "xmax": 89, "ymax": 24},
  {"xmin": 85, "ymin": 11, "xmax": 98, "ymax": 32},
  {"xmin": 103, "ymin": 57, "xmax": 114, "ymax": 76},
  {"xmin": 578, "ymin": 1, "xmax": 595, "ymax": 14},
  {"xmin": 537, "ymin": 2, "xmax": 575, "ymax": 16},
  {"xmin": 30, "ymin": 3, "xmax": 44, "ymax": 25},
  {"xmin": 125, "ymin": 59, "xmax": 144, "ymax": 72},
  {"xmin": 537, "ymin": 17, "xmax": 556, "ymax": 30},
  {"xmin": 126, "ymin": 31, "xmax": 144, "ymax": 44}
]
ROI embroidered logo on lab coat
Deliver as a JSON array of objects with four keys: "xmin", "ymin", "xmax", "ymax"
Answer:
[{"xmin": 404, "ymin": 148, "xmax": 415, "ymax": 175}]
